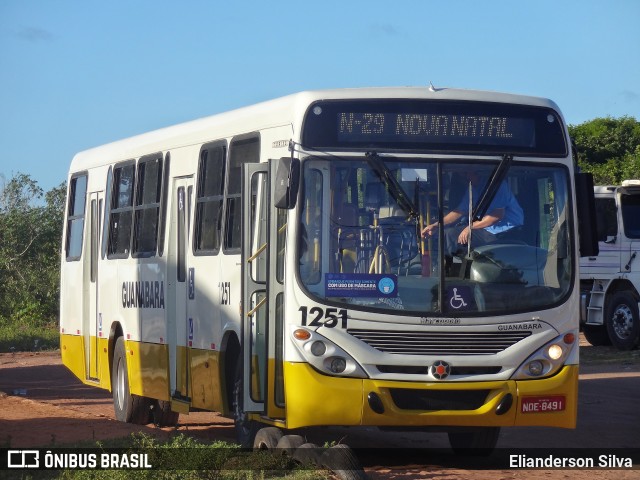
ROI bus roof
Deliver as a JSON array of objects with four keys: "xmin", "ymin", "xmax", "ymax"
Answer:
[{"xmin": 68, "ymin": 87, "xmax": 563, "ymax": 174}]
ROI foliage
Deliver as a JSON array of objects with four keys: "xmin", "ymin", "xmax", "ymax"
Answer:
[
  {"xmin": 0, "ymin": 173, "xmax": 65, "ymax": 349},
  {"xmin": 49, "ymin": 433, "xmax": 329, "ymax": 480},
  {"xmin": 570, "ymin": 116, "xmax": 640, "ymax": 184},
  {"xmin": 0, "ymin": 315, "xmax": 59, "ymax": 352}
]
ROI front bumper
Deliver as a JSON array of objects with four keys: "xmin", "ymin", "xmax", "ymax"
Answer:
[{"xmin": 283, "ymin": 362, "xmax": 578, "ymax": 430}]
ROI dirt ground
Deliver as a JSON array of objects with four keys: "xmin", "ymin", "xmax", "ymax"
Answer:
[{"xmin": 1, "ymin": 336, "xmax": 639, "ymax": 479}]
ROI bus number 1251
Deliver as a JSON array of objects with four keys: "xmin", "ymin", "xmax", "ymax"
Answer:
[{"xmin": 299, "ymin": 306, "xmax": 348, "ymax": 329}]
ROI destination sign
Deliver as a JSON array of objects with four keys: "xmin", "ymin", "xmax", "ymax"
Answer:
[
  {"xmin": 337, "ymin": 112, "xmax": 534, "ymax": 147},
  {"xmin": 302, "ymin": 100, "xmax": 567, "ymax": 156}
]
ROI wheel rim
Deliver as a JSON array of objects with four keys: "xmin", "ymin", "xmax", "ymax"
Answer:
[
  {"xmin": 612, "ymin": 304, "xmax": 634, "ymax": 339},
  {"xmin": 116, "ymin": 357, "xmax": 126, "ymax": 410}
]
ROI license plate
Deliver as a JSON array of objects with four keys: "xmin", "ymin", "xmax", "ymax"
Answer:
[{"xmin": 521, "ymin": 395, "xmax": 566, "ymax": 413}]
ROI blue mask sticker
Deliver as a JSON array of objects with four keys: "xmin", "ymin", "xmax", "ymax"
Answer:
[{"xmin": 326, "ymin": 273, "xmax": 398, "ymax": 298}]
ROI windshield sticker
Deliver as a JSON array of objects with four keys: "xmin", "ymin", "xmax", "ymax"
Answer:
[
  {"xmin": 446, "ymin": 285, "xmax": 475, "ymax": 311},
  {"xmin": 326, "ymin": 273, "xmax": 398, "ymax": 298}
]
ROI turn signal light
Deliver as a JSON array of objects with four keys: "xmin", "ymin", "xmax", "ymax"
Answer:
[{"xmin": 293, "ymin": 329, "xmax": 311, "ymax": 341}]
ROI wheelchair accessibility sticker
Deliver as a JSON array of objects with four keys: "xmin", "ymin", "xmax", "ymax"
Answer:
[
  {"xmin": 446, "ymin": 286, "xmax": 474, "ymax": 311},
  {"xmin": 326, "ymin": 273, "xmax": 398, "ymax": 298}
]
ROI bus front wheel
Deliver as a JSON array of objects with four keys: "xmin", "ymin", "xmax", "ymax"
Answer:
[
  {"xmin": 111, "ymin": 336, "xmax": 151, "ymax": 424},
  {"xmin": 448, "ymin": 427, "xmax": 500, "ymax": 455}
]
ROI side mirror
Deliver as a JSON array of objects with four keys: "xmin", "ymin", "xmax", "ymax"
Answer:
[
  {"xmin": 575, "ymin": 172, "xmax": 599, "ymax": 257},
  {"xmin": 273, "ymin": 157, "xmax": 300, "ymax": 210}
]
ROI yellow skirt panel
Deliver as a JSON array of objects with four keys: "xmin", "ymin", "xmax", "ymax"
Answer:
[{"xmin": 284, "ymin": 362, "xmax": 578, "ymax": 430}]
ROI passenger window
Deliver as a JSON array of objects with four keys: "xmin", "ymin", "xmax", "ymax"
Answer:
[
  {"xmin": 101, "ymin": 167, "xmax": 113, "ymax": 259},
  {"xmin": 133, "ymin": 154, "xmax": 163, "ymax": 257},
  {"xmin": 107, "ymin": 162, "xmax": 135, "ymax": 257},
  {"xmin": 224, "ymin": 134, "xmax": 260, "ymax": 251},
  {"xmin": 157, "ymin": 153, "xmax": 171, "ymax": 256},
  {"xmin": 65, "ymin": 174, "xmax": 88, "ymax": 261},
  {"xmin": 195, "ymin": 143, "xmax": 226, "ymax": 254}
]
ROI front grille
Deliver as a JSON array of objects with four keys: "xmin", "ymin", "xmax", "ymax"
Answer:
[
  {"xmin": 390, "ymin": 388, "xmax": 490, "ymax": 411},
  {"xmin": 348, "ymin": 329, "xmax": 531, "ymax": 355},
  {"xmin": 376, "ymin": 365, "xmax": 502, "ymax": 376}
]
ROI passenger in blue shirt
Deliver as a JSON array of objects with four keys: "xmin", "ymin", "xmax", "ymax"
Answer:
[{"xmin": 421, "ymin": 172, "xmax": 523, "ymax": 256}]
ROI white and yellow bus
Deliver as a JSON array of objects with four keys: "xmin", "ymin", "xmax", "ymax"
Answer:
[{"xmin": 60, "ymin": 87, "xmax": 598, "ymax": 451}]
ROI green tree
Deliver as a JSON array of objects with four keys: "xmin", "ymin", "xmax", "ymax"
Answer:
[
  {"xmin": 570, "ymin": 116, "xmax": 640, "ymax": 184},
  {"xmin": 0, "ymin": 173, "xmax": 65, "ymax": 324}
]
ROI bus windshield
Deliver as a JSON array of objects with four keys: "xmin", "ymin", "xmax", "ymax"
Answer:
[{"xmin": 297, "ymin": 156, "xmax": 573, "ymax": 316}]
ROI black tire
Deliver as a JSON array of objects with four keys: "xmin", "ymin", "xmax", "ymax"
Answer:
[
  {"xmin": 111, "ymin": 336, "xmax": 151, "ymax": 424},
  {"xmin": 320, "ymin": 444, "xmax": 367, "ymax": 480},
  {"xmin": 605, "ymin": 291, "xmax": 640, "ymax": 350},
  {"xmin": 448, "ymin": 427, "xmax": 500, "ymax": 456},
  {"xmin": 276, "ymin": 434, "xmax": 305, "ymax": 455},
  {"xmin": 293, "ymin": 443, "xmax": 323, "ymax": 466},
  {"xmin": 582, "ymin": 324, "xmax": 611, "ymax": 346},
  {"xmin": 253, "ymin": 427, "xmax": 283, "ymax": 450},
  {"xmin": 232, "ymin": 357, "xmax": 259, "ymax": 447},
  {"xmin": 152, "ymin": 399, "xmax": 180, "ymax": 427}
]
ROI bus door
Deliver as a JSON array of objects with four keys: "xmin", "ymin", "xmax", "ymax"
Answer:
[
  {"xmin": 241, "ymin": 161, "xmax": 286, "ymax": 420},
  {"xmin": 85, "ymin": 190, "xmax": 103, "ymax": 381},
  {"xmin": 167, "ymin": 176, "xmax": 193, "ymax": 410}
]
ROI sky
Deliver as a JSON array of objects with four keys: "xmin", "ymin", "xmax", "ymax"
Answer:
[{"xmin": 1, "ymin": 0, "xmax": 639, "ymax": 194}]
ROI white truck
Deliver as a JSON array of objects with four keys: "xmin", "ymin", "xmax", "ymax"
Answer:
[{"xmin": 580, "ymin": 180, "xmax": 640, "ymax": 350}]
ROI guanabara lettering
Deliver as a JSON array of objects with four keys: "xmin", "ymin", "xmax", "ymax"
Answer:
[
  {"xmin": 122, "ymin": 281, "xmax": 165, "ymax": 309},
  {"xmin": 498, "ymin": 323, "xmax": 543, "ymax": 331}
]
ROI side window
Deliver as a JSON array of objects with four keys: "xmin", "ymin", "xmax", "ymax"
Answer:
[
  {"xmin": 101, "ymin": 167, "xmax": 113, "ymax": 259},
  {"xmin": 108, "ymin": 162, "xmax": 135, "ymax": 258},
  {"xmin": 133, "ymin": 154, "xmax": 163, "ymax": 257},
  {"xmin": 299, "ymin": 168, "xmax": 323, "ymax": 285},
  {"xmin": 157, "ymin": 153, "xmax": 171, "ymax": 256},
  {"xmin": 65, "ymin": 174, "xmax": 88, "ymax": 261},
  {"xmin": 595, "ymin": 198, "xmax": 617, "ymax": 241},
  {"xmin": 195, "ymin": 142, "xmax": 227, "ymax": 254},
  {"xmin": 225, "ymin": 134, "xmax": 260, "ymax": 251},
  {"xmin": 621, "ymin": 194, "xmax": 640, "ymax": 239}
]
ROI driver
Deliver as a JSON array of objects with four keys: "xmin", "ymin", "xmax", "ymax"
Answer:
[{"xmin": 421, "ymin": 172, "xmax": 523, "ymax": 256}]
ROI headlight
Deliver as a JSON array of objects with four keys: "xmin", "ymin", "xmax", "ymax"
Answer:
[
  {"xmin": 328, "ymin": 357, "xmax": 347, "ymax": 373},
  {"xmin": 291, "ymin": 328, "xmax": 367, "ymax": 378},
  {"xmin": 547, "ymin": 344, "xmax": 564, "ymax": 360},
  {"xmin": 528, "ymin": 360, "xmax": 544, "ymax": 376},
  {"xmin": 310, "ymin": 341, "xmax": 326, "ymax": 356},
  {"xmin": 512, "ymin": 332, "xmax": 576, "ymax": 380}
]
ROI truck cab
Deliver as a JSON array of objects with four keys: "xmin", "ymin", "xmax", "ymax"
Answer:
[{"xmin": 580, "ymin": 180, "xmax": 640, "ymax": 350}]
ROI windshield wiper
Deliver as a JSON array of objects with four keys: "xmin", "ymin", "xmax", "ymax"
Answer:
[
  {"xmin": 365, "ymin": 152, "xmax": 418, "ymax": 219},
  {"xmin": 472, "ymin": 154, "xmax": 514, "ymax": 221}
]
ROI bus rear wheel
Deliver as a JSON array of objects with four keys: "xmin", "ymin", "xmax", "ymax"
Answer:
[
  {"xmin": 112, "ymin": 336, "xmax": 151, "ymax": 424},
  {"xmin": 605, "ymin": 291, "xmax": 640, "ymax": 350},
  {"xmin": 232, "ymin": 357, "xmax": 259, "ymax": 447}
]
